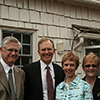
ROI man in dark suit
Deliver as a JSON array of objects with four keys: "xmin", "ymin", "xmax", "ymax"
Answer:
[
  {"xmin": 22, "ymin": 38, "xmax": 65, "ymax": 100},
  {"xmin": 0, "ymin": 36, "xmax": 25, "ymax": 100}
]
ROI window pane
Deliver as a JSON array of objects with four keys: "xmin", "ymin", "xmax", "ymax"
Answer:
[
  {"xmin": 22, "ymin": 57, "xmax": 30, "ymax": 65},
  {"xmin": 2, "ymin": 30, "xmax": 12, "ymax": 38},
  {"xmin": 23, "ymin": 45, "xmax": 30, "ymax": 54},
  {"xmin": 3, "ymin": 33, "xmax": 11, "ymax": 38},
  {"xmin": 13, "ymin": 34, "xmax": 21, "ymax": 42},
  {"xmin": 23, "ymin": 35, "xmax": 30, "ymax": 44},
  {"xmin": 15, "ymin": 57, "xmax": 20, "ymax": 65},
  {"xmin": 19, "ymin": 49, "xmax": 21, "ymax": 54}
]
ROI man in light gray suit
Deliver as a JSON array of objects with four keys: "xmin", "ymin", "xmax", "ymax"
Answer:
[{"xmin": 0, "ymin": 36, "xmax": 25, "ymax": 100}]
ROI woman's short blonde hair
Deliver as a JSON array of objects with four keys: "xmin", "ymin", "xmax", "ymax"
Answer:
[
  {"xmin": 62, "ymin": 51, "xmax": 79, "ymax": 68},
  {"xmin": 82, "ymin": 52, "xmax": 100, "ymax": 68}
]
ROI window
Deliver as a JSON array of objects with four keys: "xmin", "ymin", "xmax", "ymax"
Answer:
[{"xmin": 2, "ymin": 30, "xmax": 32, "ymax": 68}]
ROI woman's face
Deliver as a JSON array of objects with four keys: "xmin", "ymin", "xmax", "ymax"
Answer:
[
  {"xmin": 62, "ymin": 60, "xmax": 77, "ymax": 78},
  {"xmin": 83, "ymin": 60, "xmax": 99, "ymax": 78}
]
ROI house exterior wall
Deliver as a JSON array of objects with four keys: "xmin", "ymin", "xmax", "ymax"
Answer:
[{"xmin": 0, "ymin": 0, "xmax": 100, "ymax": 77}]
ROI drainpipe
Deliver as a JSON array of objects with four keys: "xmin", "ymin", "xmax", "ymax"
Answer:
[{"xmin": 74, "ymin": 37, "xmax": 84, "ymax": 50}]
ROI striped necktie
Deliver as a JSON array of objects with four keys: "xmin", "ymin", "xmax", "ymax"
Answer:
[
  {"xmin": 8, "ymin": 68, "xmax": 15, "ymax": 100},
  {"xmin": 46, "ymin": 66, "xmax": 54, "ymax": 100}
]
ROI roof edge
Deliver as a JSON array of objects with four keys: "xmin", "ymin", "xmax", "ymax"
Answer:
[{"xmin": 57, "ymin": 0, "xmax": 100, "ymax": 6}]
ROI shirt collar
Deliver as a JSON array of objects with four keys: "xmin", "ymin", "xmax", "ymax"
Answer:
[
  {"xmin": 0, "ymin": 58, "xmax": 14, "ymax": 74},
  {"xmin": 60, "ymin": 75, "xmax": 79, "ymax": 89},
  {"xmin": 40, "ymin": 60, "xmax": 53, "ymax": 71}
]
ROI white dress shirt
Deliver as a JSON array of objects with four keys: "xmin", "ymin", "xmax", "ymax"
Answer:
[
  {"xmin": 0, "ymin": 58, "xmax": 17, "ymax": 97},
  {"xmin": 40, "ymin": 60, "xmax": 55, "ymax": 100}
]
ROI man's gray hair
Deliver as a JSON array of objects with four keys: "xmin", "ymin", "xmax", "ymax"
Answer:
[{"xmin": 1, "ymin": 36, "xmax": 22, "ymax": 50}]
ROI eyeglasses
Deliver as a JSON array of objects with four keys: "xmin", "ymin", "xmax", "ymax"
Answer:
[
  {"xmin": 6, "ymin": 48, "xmax": 19, "ymax": 53},
  {"xmin": 84, "ymin": 64, "xmax": 97, "ymax": 68}
]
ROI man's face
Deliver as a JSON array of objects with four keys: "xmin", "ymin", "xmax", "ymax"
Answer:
[
  {"xmin": 0, "ymin": 42, "xmax": 19, "ymax": 67},
  {"xmin": 38, "ymin": 40, "xmax": 55, "ymax": 65}
]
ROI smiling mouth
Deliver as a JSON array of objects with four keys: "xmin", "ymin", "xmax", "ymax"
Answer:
[
  {"xmin": 66, "ymin": 70, "xmax": 72, "ymax": 74},
  {"xmin": 88, "ymin": 70, "xmax": 95, "ymax": 72},
  {"xmin": 44, "ymin": 54, "xmax": 51, "ymax": 56}
]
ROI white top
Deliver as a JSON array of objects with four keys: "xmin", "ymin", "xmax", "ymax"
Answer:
[
  {"xmin": 40, "ymin": 60, "xmax": 55, "ymax": 100},
  {"xmin": 0, "ymin": 58, "xmax": 17, "ymax": 97},
  {"xmin": 66, "ymin": 83, "xmax": 69, "ymax": 100}
]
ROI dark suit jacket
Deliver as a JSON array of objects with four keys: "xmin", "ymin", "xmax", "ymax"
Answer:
[
  {"xmin": 0, "ymin": 62, "xmax": 25, "ymax": 100},
  {"xmin": 83, "ymin": 76, "xmax": 100, "ymax": 100},
  {"xmin": 22, "ymin": 60, "xmax": 65, "ymax": 100}
]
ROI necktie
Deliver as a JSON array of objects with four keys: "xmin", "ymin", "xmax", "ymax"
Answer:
[
  {"xmin": 8, "ymin": 69, "xmax": 15, "ymax": 100},
  {"xmin": 46, "ymin": 66, "xmax": 54, "ymax": 100}
]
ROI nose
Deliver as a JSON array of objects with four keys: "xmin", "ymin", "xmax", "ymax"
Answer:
[
  {"xmin": 45, "ymin": 49, "xmax": 49, "ymax": 53},
  {"xmin": 67, "ymin": 65, "xmax": 71, "ymax": 69},
  {"xmin": 11, "ymin": 50, "xmax": 16, "ymax": 54},
  {"xmin": 89, "ymin": 66, "xmax": 94, "ymax": 69}
]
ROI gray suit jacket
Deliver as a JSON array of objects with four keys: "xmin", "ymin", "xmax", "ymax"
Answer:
[{"xmin": 0, "ymin": 62, "xmax": 25, "ymax": 100}]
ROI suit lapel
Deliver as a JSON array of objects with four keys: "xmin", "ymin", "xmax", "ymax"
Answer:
[
  {"xmin": 53, "ymin": 64, "xmax": 58, "ymax": 87},
  {"xmin": 93, "ymin": 77, "xmax": 100, "ymax": 95},
  {"xmin": 33, "ymin": 61, "xmax": 43, "ymax": 95},
  {"xmin": 0, "ymin": 62, "xmax": 10, "ymax": 94},
  {"xmin": 14, "ymin": 66, "xmax": 20, "ymax": 99}
]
